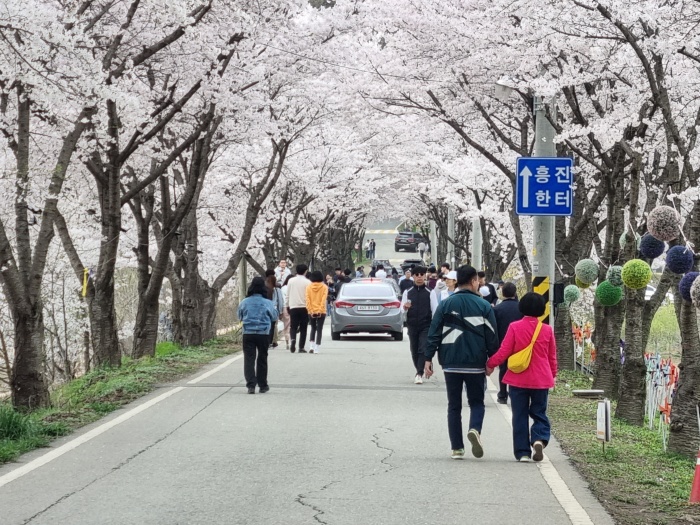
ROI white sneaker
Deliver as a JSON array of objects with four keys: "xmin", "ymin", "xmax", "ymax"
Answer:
[
  {"xmin": 315, "ymin": 345, "xmax": 320, "ymax": 354},
  {"xmin": 414, "ymin": 374, "xmax": 423, "ymax": 384}
]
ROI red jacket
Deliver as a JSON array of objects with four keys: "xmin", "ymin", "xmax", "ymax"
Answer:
[{"xmin": 487, "ymin": 316, "xmax": 557, "ymax": 389}]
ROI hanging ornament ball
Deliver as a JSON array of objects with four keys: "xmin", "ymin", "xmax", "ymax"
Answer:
[
  {"xmin": 575, "ymin": 277, "xmax": 591, "ymax": 289},
  {"xmin": 564, "ymin": 284, "xmax": 581, "ymax": 305},
  {"xmin": 647, "ymin": 206, "xmax": 681, "ymax": 242},
  {"xmin": 595, "ymin": 280, "xmax": 623, "ymax": 306},
  {"xmin": 575, "ymin": 259, "xmax": 598, "ymax": 284},
  {"xmin": 639, "ymin": 233, "xmax": 665, "ymax": 259},
  {"xmin": 666, "ymin": 245, "xmax": 695, "ymax": 275},
  {"xmin": 621, "ymin": 259, "xmax": 652, "ymax": 289},
  {"xmin": 691, "ymin": 275, "xmax": 700, "ymax": 308},
  {"xmin": 619, "ymin": 231, "xmax": 641, "ymax": 249},
  {"xmin": 606, "ymin": 265, "xmax": 623, "ymax": 287},
  {"xmin": 679, "ymin": 272, "xmax": 699, "ymax": 302}
]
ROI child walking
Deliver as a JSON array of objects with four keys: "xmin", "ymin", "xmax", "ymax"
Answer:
[{"xmin": 305, "ymin": 271, "xmax": 329, "ymax": 354}]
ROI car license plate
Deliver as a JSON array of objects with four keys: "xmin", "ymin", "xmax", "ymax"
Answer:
[{"xmin": 356, "ymin": 305, "xmax": 380, "ymax": 311}]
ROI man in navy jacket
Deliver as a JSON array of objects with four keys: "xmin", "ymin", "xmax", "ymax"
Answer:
[{"xmin": 492, "ymin": 282, "xmax": 523, "ymax": 404}]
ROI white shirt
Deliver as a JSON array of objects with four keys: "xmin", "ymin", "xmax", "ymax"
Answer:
[
  {"xmin": 274, "ymin": 266, "xmax": 291, "ymax": 283},
  {"xmin": 375, "ymin": 270, "xmax": 387, "ymax": 279},
  {"xmin": 285, "ymin": 274, "xmax": 311, "ymax": 309}
]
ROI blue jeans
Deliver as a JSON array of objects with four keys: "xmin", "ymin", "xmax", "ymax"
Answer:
[
  {"xmin": 445, "ymin": 372, "xmax": 486, "ymax": 450},
  {"xmin": 509, "ymin": 386, "xmax": 550, "ymax": 459}
]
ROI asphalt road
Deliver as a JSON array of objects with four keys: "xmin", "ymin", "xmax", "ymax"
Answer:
[
  {"xmin": 0, "ymin": 332, "xmax": 613, "ymax": 525},
  {"xmin": 364, "ymin": 219, "xmax": 428, "ymax": 271}
]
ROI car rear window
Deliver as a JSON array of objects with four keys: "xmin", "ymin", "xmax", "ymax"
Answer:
[{"xmin": 339, "ymin": 284, "xmax": 395, "ymax": 298}]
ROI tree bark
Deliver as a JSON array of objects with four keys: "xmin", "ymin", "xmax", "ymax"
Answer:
[
  {"xmin": 554, "ymin": 303, "xmax": 575, "ymax": 371},
  {"xmin": 11, "ymin": 305, "xmax": 49, "ymax": 409}
]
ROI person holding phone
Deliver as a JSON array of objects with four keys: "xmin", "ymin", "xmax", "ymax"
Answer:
[{"xmin": 401, "ymin": 266, "xmax": 432, "ymax": 384}]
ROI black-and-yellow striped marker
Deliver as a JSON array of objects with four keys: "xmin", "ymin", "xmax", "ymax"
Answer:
[{"xmin": 533, "ymin": 276, "xmax": 550, "ymax": 324}]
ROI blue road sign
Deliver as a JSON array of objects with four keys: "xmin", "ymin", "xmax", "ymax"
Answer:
[{"xmin": 516, "ymin": 157, "xmax": 574, "ymax": 216}]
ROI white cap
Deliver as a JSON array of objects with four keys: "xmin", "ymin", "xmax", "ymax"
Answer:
[
  {"xmin": 479, "ymin": 285, "xmax": 490, "ymax": 297},
  {"xmin": 446, "ymin": 271, "xmax": 458, "ymax": 280}
]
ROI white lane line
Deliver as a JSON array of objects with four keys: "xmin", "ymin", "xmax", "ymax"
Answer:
[
  {"xmin": 187, "ymin": 354, "xmax": 242, "ymax": 385},
  {"xmin": 487, "ymin": 382, "xmax": 595, "ymax": 525},
  {"xmin": 0, "ymin": 387, "xmax": 184, "ymax": 489},
  {"xmin": 0, "ymin": 354, "xmax": 241, "ymax": 489}
]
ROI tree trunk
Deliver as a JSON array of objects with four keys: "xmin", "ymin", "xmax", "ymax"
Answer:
[
  {"xmin": 11, "ymin": 304, "xmax": 49, "ymax": 409},
  {"xmin": 88, "ymin": 284, "xmax": 121, "ymax": 367},
  {"xmin": 554, "ymin": 303, "xmax": 574, "ymax": 370},
  {"xmin": 591, "ymin": 302, "xmax": 623, "ymax": 397},
  {"xmin": 615, "ymin": 290, "xmax": 647, "ymax": 425},
  {"xmin": 132, "ymin": 297, "xmax": 161, "ymax": 359},
  {"xmin": 668, "ymin": 300, "xmax": 700, "ymax": 457}
]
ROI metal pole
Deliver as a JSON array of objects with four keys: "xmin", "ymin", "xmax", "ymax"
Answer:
[
  {"xmin": 447, "ymin": 206, "xmax": 455, "ymax": 268},
  {"xmin": 532, "ymin": 96, "xmax": 556, "ymax": 326},
  {"xmin": 238, "ymin": 257, "xmax": 248, "ymax": 306},
  {"xmin": 430, "ymin": 219, "xmax": 438, "ymax": 266},
  {"xmin": 472, "ymin": 218, "xmax": 483, "ymax": 270}
]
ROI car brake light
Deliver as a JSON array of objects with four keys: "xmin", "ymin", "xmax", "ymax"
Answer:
[
  {"xmin": 335, "ymin": 301, "xmax": 355, "ymax": 308},
  {"xmin": 382, "ymin": 301, "xmax": 401, "ymax": 308}
]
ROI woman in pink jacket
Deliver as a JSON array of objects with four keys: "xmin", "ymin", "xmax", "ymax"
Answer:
[{"xmin": 487, "ymin": 292, "xmax": 557, "ymax": 462}]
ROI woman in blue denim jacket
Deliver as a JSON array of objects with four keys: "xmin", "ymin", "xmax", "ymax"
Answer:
[{"xmin": 237, "ymin": 277, "xmax": 278, "ymax": 394}]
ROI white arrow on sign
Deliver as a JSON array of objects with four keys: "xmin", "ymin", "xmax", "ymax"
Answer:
[{"xmin": 520, "ymin": 165, "xmax": 532, "ymax": 207}]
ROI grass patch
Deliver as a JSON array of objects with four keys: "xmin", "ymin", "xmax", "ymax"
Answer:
[
  {"xmin": 551, "ymin": 371, "xmax": 700, "ymax": 525},
  {"xmin": 0, "ymin": 335, "xmax": 240, "ymax": 465}
]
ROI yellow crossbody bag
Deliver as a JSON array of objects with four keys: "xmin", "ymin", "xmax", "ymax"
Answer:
[{"xmin": 507, "ymin": 322, "xmax": 543, "ymax": 373}]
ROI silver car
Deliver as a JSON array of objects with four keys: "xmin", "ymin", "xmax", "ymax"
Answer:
[{"xmin": 331, "ymin": 281, "xmax": 404, "ymax": 341}]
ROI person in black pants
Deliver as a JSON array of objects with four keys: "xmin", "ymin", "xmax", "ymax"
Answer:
[
  {"xmin": 401, "ymin": 266, "xmax": 433, "ymax": 384},
  {"xmin": 286, "ymin": 264, "xmax": 311, "ymax": 353},
  {"xmin": 237, "ymin": 277, "xmax": 278, "ymax": 394},
  {"xmin": 492, "ymin": 282, "xmax": 523, "ymax": 404}
]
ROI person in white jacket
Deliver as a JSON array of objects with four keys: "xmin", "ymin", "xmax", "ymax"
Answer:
[
  {"xmin": 430, "ymin": 270, "xmax": 458, "ymax": 314},
  {"xmin": 285, "ymin": 264, "xmax": 311, "ymax": 353}
]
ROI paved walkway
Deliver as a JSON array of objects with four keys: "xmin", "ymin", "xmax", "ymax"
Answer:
[{"xmin": 0, "ymin": 333, "xmax": 614, "ymax": 525}]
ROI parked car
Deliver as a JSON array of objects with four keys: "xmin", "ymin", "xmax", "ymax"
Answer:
[
  {"xmin": 400, "ymin": 258, "xmax": 426, "ymax": 272},
  {"xmin": 371, "ymin": 259, "xmax": 394, "ymax": 273},
  {"xmin": 645, "ymin": 284, "xmax": 674, "ymax": 302},
  {"xmin": 331, "ymin": 281, "xmax": 404, "ymax": 341},
  {"xmin": 394, "ymin": 232, "xmax": 428, "ymax": 252},
  {"xmin": 353, "ymin": 277, "xmax": 402, "ymax": 299}
]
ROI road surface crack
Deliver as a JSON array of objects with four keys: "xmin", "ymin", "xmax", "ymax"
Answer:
[
  {"xmin": 296, "ymin": 480, "xmax": 339, "ymax": 525},
  {"xmin": 369, "ymin": 427, "xmax": 396, "ymax": 476},
  {"xmin": 21, "ymin": 387, "xmax": 232, "ymax": 524}
]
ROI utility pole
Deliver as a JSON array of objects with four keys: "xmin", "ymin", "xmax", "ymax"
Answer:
[
  {"xmin": 532, "ymin": 96, "xmax": 557, "ymax": 326},
  {"xmin": 447, "ymin": 206, "xmax": 455, "ymax": 268},
  {"xmin": 472, "ymin": 218, "xmax": 483, "ymax": 270},
  {"xmin": 238, "ymin": 258, "xmax": 248, "ymax": 308},
  {"xmin": 430, "ymin": 220, "xmax": 438, "ymax": 266}
]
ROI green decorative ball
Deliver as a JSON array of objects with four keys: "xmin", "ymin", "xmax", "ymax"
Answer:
[
  {"xmin": 576, "ymin": 277, "xmax": 591, "ymax": 289},
  {"xmin": 606, "ymin": 265, "xmax": 623, "ymax": 287},
  {"xmin": 621, "ymin": 259, "xmax": 652, "ymax": 289},
  {"xmin": 595, "ymin": 280, "xmax": 623, "ymax": 306},
  {"xmin": 564, "ymin": 284, "xmax": 581, "ymax": 305},
  {"xmin": 575, "ymin": 259, "xmax": 599, "ymax": 284},
  {"xmin": 619, "ymin": 232, "xmax": 641, "ymax": 249}
]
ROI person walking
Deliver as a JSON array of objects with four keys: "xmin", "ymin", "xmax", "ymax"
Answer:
[
  {"xmin": 274, "ymin": 258, "xmax": 291, "ymax": 284},
  {"xmin": 370, "ymin": 239, "xmax": 376, "ymax": 259},
  {"xmin": 237, "ymin": 277, "xmax": 278, "ymax": 394},
  {"xmin": 306, "ymin": 271, "xmax": 329, "ymax": 354},
  {"xmin": 492, "ymin": 282, "xmax": 523, "ymax": 404},
  {"xmin": 430, "ymin": 270, "xmax": 457, "ymax": 314},
  {"xmin": 486, "ymin": 292, "xmax": 557, "ymax": 462},
  {"xmin": 399, "ymin": 269, "xmax": 414, "ymax": 293},
  {"xmin": 478, "ymin": 271, "xmax": 499, "ymax": 307},
  {"xmin": 401, "ymin": 266, "xmax": 432, "ymax": 384},
  {"xmin": 264, "ymin": 271, "xmax": 284, "ymax": 348},
  {"xmin": 280, "ymin": 275, "xmax": 293, "ymax": 350},
  {"xmin": 424, "ymin": 265, "xmax": 499, "ymax": 460},
  {"xmin": 285, "ymin": 264, "xmax": 311, "ymax": 353},
  {"xmin": 375, "ymin": 264, "xmax": 387, "ymax": 279},
  {"xmin": 325, "ymin": 274, "xmax": 336, "ymax": 316},
  {"xmin": 417, "ymin": 240, "xmax": 426, "ymax": 259}
]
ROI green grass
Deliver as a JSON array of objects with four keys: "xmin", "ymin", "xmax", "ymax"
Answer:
[
  {"xmin": 550, "ymin": 371, "xmax": 700, "ymax": 524},
  {"xmin": 0, "ymin": 335, "xmax": 240, "ymax": 464}
]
